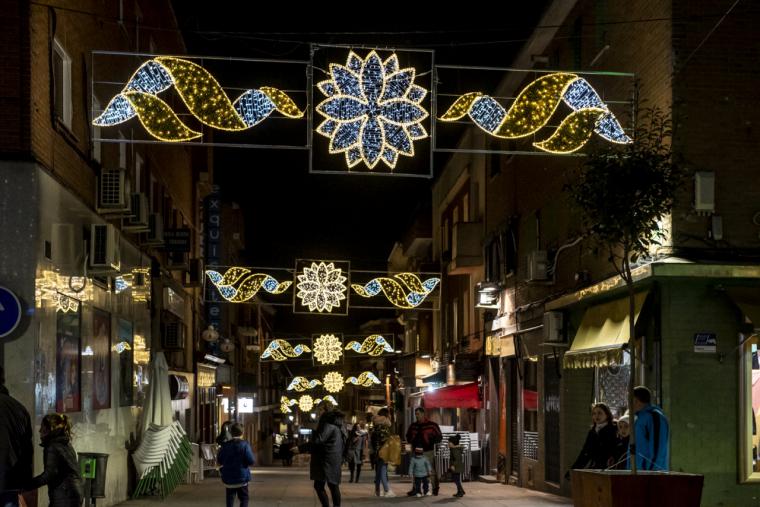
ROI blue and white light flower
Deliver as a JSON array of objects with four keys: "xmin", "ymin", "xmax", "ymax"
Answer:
[{"xmin": 316, "ymin": 51, "xmax": 429, "ymax": 170}]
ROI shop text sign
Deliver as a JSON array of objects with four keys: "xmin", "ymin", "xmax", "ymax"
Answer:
[{"xmin": 694, "ymin": 332, "xmax": 717, "ymax": 353}]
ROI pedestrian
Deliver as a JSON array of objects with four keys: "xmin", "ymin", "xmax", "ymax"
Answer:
[
  {"xmin": 611, "ymin": 413, "xmax": 631, "ymax": 469},
  {"xmin": 370, "ymin": 408, "xmax": 395, "ymax": 497},
  {"xmin": 631, "ymin": 386, "xmax": 670, "ymax": 471},
  {"xmin": 217, "ymin": 423, "xmax": 255, "ymax": 507},
  {"xmin": 216, "ymin": 421, "xmax": 233, "ymax": 445},
  {"xmin": 0, "ymin": 366, "xmax": 33, "ymax": 507},
  {"xmin": 310, "ymin": 402, "xmax": 347, "ymax": 507},
  {"xmin": 408, "ymin": 447, "xmax": 432, "ymax": 497},
  {"xmin": 26, "ymin": 414, "xmax": 83, "ymax": 507},
  {"xmin": 405, "ymin": 407, "xmax": 442, "ymax": 496},
  {"xmin": 448, "ymin": 435, "xmax": 466, "ymax": 498},
  {"xmin": 346, "ymin": 423, "xmax": 368, "ymax": 483},
  {"xmin": 566, "ymin": 403, "xmax": 617, "ymax": 479}
]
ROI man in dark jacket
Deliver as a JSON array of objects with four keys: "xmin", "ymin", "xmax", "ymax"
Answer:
[
  {"xmin": 217, "ymin": 423, "xmax": 255, "ymax": 507},
  {"xmin": 0, "ymin": 366, "xmax": 33, "ymax": 507},
  {"xmin": 405, "ymin": 408, "xmax": 442, "ymax": 496}
]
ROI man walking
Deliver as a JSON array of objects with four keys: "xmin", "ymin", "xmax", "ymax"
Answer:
[
  {"xmin": 631, "ymin": 386, "xmax": 670, "ymax": 471},
  {"xmin": 0, "ymin": 366, "xmax": 33, "ymax": 507},
  {"xmin": 405, "ymin": 407, "xmax": 442, "ymax": 496}
]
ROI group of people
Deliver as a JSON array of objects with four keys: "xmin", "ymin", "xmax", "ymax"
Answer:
[
  {"xmin": 1, "ymin": 367, "xmax": 84, "ymax": 507},
  {"xmin": 285, "ymin": 404, "xmax": 464, "ymax": 507},
  {"xmin": 568, "ymin": 386, "xmax": 670, "ymax": 477}
]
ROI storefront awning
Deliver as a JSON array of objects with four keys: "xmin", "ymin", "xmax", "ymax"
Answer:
[
  {"xmin": 563, "ymin": 291, "xmax": 649, "ymax": 369},
  {"xmin": 727, "ymin": 287, "xmax": 760, "ymax": 330},
  {"xmin": 423, "ymin": 382, "xmax": 481, "ymax": 409}
]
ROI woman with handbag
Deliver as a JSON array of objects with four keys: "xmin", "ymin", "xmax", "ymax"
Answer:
[{"xmin": 370, "ymin": 408, "xmax": 396, "ymax": 497}]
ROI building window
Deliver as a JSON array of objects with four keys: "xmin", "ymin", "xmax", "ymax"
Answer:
[
  {"xmin": 740, "ymin": 334, "xmax": 760, "ymax": 482},
  {"xmin": 53, "ymin": 39, "xmax": 72, "ymax": 128}
]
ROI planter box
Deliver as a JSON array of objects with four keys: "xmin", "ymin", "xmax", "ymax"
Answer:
[{"xmin": 571, "ymin": 470, "xmax": 704, "ymax": 507}]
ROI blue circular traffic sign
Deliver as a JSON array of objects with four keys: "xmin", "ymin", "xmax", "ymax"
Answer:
[{"xmin": 0, "ymin": 286, "xmax": 23, "ymax": 339}]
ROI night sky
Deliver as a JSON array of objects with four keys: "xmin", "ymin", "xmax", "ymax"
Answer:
[{"xmin": 170, "ymin": 3, "xmax": 549, "ymax": 334}]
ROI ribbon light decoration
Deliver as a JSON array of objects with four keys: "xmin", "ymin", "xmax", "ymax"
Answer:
[
  {"xmin": 352, "ymin": 273, "xmax": 440, "ymax": 309},
  {"xmin": 439, "ymin": 72, "xmax": 632, "ymax": 154},
  {"xmin": 93, "ymin": 57, "xmax": 303, "ymax": 141},
  {"xmin": 206, "ymin": 268, "xmax": 291, "ymax": 303},
  {"xmin": 345, "ymin": 334, "xmax": 394, "ymax": 356}
]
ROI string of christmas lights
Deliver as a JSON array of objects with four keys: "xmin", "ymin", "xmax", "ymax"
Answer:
[
  {"xmin": 351, "ymin": 273, "xmax": 440, "ymax": 308},
  {"xmin": 439, "ymin": 73, "xmax": 632, "ymax": 153},
  {"xmin": 93, "ymin": 57, "xmax": 304, "ymax": 141}
]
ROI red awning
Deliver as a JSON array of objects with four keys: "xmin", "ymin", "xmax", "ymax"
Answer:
[{"xmin": 423, "ymin": 382, "xmax": 481, "ymax": 409}]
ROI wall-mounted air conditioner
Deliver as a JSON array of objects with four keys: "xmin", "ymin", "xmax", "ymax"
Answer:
[
  {"xmin": 162, "ymin": 321, "xmax": 185, "ymax": 350},
  {"xmin": 143, "ymin": 213, "xmax": 164, "ymax": 246},
  {"xmin": 97, "ymin": 168, "xmax": 130, "ymax": 214},
  {"xmin": 51, "ymin": 223, "xmax": 81, "ymax": 274},
  {"xmin": 543, "ymin": 311, "xmax": 564, "ymax": 342},
  {"xmin": 526, "ymin": 250, "xmax": 548, "ymax": 281},
  {"xmin": 89, "ymin": 223, "xmax": 121, "ymax": 272},
  {"xmin": 123, "ymin": 193, "xmax": 150, "ymax": 231}
]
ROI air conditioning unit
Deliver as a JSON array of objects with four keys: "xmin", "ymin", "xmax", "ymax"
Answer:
[
  {"xmin": 122, "ymin": 193, "xmax": 150, "ymax": 231},
  {"xmin": 543, "ymin": 311, "xmax": 564, "ymax": 342},
  {"xmin": 89, "ymin": 224, "xmax": 121, "ymax": 272},
  {"xmin": 526, "ymin": 250, "xmax": 548, "ymax": 281},
  {"xmin": 97, "ymin": 168, "xmax": 130, "ymax": 214},
  {"xmin": 162, "ymin": 321, "xmax": 185, "ymax": 350},
  {"xmin": 143, "ymin": 213, "xmax": 164, "ymax": 246}
]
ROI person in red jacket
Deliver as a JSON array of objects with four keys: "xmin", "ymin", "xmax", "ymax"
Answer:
[{"xmin": 405, "ymin": 408, "xmax": 442, "ymax": 496}]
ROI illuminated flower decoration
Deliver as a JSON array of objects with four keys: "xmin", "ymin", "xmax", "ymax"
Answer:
[
  {"xmin": 56, "ymin": 294, "xmax": 80, "ymax": 313},
  {"xmin": 206, "ymin": 268, "xmax": 291, "ymax": 303},
  {"xmin": 260, "ymin": 339, "xmax": 311, "ymax": 361},
  {"xmin": 322, "ymin": 372, "xmax": 345, "ymax": 393},
  {"xmin": 287, "ymin": 376, "xmax": 322, "ymax": 392},
  {"xmin": 280, "ymin": 396, "xmax": 298, "ymax": 414},
  {"xmin": 346, "ymin": 371, "xmax": 382, "ymax": 387},
  {"xmin": 93, "ymin": 57, "xmax": 303, "ymax": 142},
  {"xmin": 298, "ymin": 395, "xmax": 315, "ymax": 412},
  {"xmin": 439, "ymin": 73, "xmax": 632, "ymax": 154},
  {"xmin": 345, "ymin": 334, "xmax": 394, "ymax": 356},
  {"xmin": 313, "ymin": 334, "xmax": 343, "ymax": 365},
  {"xmin": 352, "ymin": 273, "xmax": 440, "ymax": 309},
  {"xmin": 316, "ymin": 50, "xmax": 429, "ymax": 170},
  {"xmin": 296, "ymin": 262, "xmax": 347, "ymax": 313}
]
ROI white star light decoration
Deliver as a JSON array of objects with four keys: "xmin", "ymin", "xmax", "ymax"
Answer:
[
  {"xmin": 296, "ymin": 262, "xmax": 347, "ymax": 313},
  {"xmin": 316, "ymin": 51, "xmax": 429, "ymax": 170},
  {"xmin": 313, "ymin": 334, "xmax": 343, "ymax": 365}
]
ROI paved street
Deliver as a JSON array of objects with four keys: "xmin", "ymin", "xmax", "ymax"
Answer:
[{"xmin": 120, "ymin": 467, "xmax": 572, "ymax": 506}]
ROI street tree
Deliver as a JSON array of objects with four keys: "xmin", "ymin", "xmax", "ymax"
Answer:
[{"xmin": 567, "ymin": 107, "xmax": 686, "ymax": 473}]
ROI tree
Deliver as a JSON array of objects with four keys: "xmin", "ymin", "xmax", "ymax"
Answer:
[{"xmin": 567, "ymin": 107, "xmax": 686, "ymax": 473}]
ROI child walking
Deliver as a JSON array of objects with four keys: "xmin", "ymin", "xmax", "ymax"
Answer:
[
  {"xmin": 448, "ymin": 435, "xmax": 465, "ymax": 498},
  {"xmin": 217, "ymin": 423, "xmax": 255, "ymax": 507},
  {"xmin": 408, "ymin": 447, "xmax": 432, "ymax": 497}
]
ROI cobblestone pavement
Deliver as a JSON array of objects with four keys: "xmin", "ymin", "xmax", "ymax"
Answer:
[{"xmin": 120, "ymin": 466, "xmax": 572, "ymax": 507}]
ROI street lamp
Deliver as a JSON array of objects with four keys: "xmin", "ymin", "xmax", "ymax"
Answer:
[{"xmin": 475, "ymin": 281, "xmax": 501, "ymax": 309}]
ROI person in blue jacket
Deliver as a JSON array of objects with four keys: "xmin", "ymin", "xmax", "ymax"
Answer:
[
  {"xmin": 217, "ymin": 423, "xmax": 255, "ymax": 507},
  {"xmin": 631, "ymin": 386, "xmax": 669, "ymax": 471}
]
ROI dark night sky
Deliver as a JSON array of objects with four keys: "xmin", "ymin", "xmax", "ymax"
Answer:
[{"xmin": 170, "ymin": 3, "xmax": 548, "ymax": 334}]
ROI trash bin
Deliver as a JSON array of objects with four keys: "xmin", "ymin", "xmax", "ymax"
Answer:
[{"xmin": 79, "ymin": 452, "xmax": 109, "ymax": 503}]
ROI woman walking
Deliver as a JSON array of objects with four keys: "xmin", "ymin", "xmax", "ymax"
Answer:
[
  {"xmin": 310, "ymin": 402, "xmax": 347, "ymax": 507},
  {"xmin": 370, "ymin": 408, "xmax": 395, "ymax": 497},
  {"xmin": 346, "ymin": 422, "xmax": 368, "ymax": 483},
  {"xmin": 26, "ymin": 414, "xmax": 83, "ymax": 507}
]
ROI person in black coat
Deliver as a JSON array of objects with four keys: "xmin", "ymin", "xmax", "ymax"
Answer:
[
  {"xmin": 567, "ymin": 403, "xmax": 617, "ymax": 478},
  {"xmin": 309, "ymin": 403, "xmax": 346, "ymax": 507},
  {"xmin": 27, "ymin": 414, "xmax": 83, "ymax": 507},
  {"xmin": 0, "ymin": 367, "xmax": 33, "ymax": 507}
]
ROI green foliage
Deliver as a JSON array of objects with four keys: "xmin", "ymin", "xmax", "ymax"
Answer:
[{"xmin": 567, "ymin": 108, "xmax": 686, "ymax": 278}]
